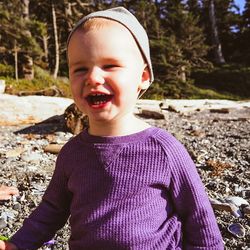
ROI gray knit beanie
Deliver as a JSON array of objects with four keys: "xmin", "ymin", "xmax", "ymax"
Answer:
[{"xmin": 67, "ymin": 7, "xmax": 154, "ymax": 84}]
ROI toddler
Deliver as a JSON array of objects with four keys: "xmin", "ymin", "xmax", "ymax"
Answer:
[{"xmin": 0, "ymin": 7, "xmax": 223, "ymax": 250}]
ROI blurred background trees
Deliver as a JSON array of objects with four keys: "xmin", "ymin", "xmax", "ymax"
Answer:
[{"xmin": 0, "ymin": 0, "xmax": 249, "ymax": 99}]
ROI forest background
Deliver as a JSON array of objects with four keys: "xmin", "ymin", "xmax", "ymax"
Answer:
[{"xmin": 0, "ymin": 0, "xmax": 250, "ymax": 100}]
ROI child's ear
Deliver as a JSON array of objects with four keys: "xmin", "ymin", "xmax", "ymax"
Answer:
[{"xmin": 138, "ymin": 66, "xmax": 150, "ymax": 90}]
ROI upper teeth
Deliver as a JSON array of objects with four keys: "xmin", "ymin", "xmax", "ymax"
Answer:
[{"xmin": 91, "ymin": 93, "xmax": 105, "ymax": 96}]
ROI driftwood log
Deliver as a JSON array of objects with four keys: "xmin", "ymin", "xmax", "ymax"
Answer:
[
  {"xmin": 44, "ymin": 144, "xmax": 64, "ymax": 154},
  {"xmin": 64, "ymin": 103, "xmax": 88, "ymax": 135},
  {"xmin": 18, "ymin": 85, "xmax": 64, "ymax": 97},
  {"xmin": 44, "ymin": 104, "xmax": 88, "ymax": 154}
]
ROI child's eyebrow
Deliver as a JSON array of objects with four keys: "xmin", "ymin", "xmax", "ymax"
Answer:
[
  {"xmin": 102, "ymin": 57, "xmax": 123, "ymax": 63},
  {"xmin": 69, "ymin": 60, "xmax": 87, "ymax": 67},
  {"xmin": 70, "ymin": 57, "xmax": 125, "ymax": 66}
]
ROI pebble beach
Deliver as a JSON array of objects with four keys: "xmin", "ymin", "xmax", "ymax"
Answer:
[{"xmin": 0, "ymin": 97, "xmax": 249, "ymax": 249}]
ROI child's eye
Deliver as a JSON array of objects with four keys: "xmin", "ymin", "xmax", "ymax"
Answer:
[
  {"xmin": 74, "ymin": 67, "xmax": 88, "ymax": 74},
  {"xmin": 103, "ymin": 64, "xmax": 119, "ymax": 70}
]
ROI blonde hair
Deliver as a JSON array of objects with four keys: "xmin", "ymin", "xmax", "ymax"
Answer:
[
  {"xmin": 79, "ymin": 17, "xmax": 146, "ymax": 65},
  {"xmin": 81, "ymin": 18, "xmax": 118, "ymax": 31}
]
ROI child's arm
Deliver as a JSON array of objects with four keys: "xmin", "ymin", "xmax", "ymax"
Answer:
[
  {"xmin": 8, "ymin": 151, "xmax": 72, "ymax": 250},
  {"xmin": 0, "ymin": 186, "xmax": 19, "ymax": 201},
  {"xmin": 166, "ymin": 139, "xmax": 224, "ymax": 249},
  {"xmin": 0, "ymin": 240, "xmax": 18, "ymax": 250}
]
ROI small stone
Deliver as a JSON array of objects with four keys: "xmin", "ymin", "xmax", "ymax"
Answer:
[
  {"xmin": 139, "ymin": 109, "xmax": 165, "ymax": 120},
  {"xmin": 225, "ymin": 186, "xmax": 231, "ymax": 194},
  {"xmin": 242, "ymin": 189, "xmax": 250, "ymax": 199},
  {"xmin": 0, "ymin": 218, "xmax": 7, "ymax": 229},
  {"xmin": 5, "ymin": 147, "xmax": 25, "ymax": 158},
  {"xmin": 225, "ymin": 196, "xmax": 249, "ymax": 207},
  {"xmin": 242, "ymin": 205, "xmax": 250, "ymax": 215},
  {"xmin": 13, "ymin": 202, "xmax": 22, "ymax": 211},
  {"xmin": 166, "ymin": 105, "xmax": 178, "ymax": 113},
  {"xmin": 210, "ymin": 108, "xmax": 230, "ymax": 114},
  {"xmin": 1, "ymin": 210, "xmax": 18, "ymax": 220},
  {"xmin": 21, "ymin": 152, "xmax": 43, "ymax": 164}
]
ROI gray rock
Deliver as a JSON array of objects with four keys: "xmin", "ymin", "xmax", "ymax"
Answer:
[
  {"xmin": 0, "ymin": 218, "xmax": 7, "ymax": 229},
  {"xmin": 225, "ymin": 196, "xmax": 249, "ymax": 207},
  {"xmin": 0, "ymin": 100, "xmax": 249, "ymax": 250}
]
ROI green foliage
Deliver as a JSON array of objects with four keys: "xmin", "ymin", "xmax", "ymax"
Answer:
[
  {"xmin": 153, "ymin": 0, "xmax": 210, "ymax": 85},
  {"xmin": 239, "ymin": 0, "xmax": 250, "ymax": 64},
  {"xmin": 29, "ymin": 20, "xmax": 47, "ymax": 37},
  {"xmin": 3, "ymin": 66, "xmax": 71, "ymax": 97},
  {"xmin": 0, "ymin": 0, "xmax": 249, "ymax": 100},
  {"xmin": 143, "ymin": 78, "xmax": 239, "ymax": 100},
  {"xmin": 34, "ymin": 66, "xmax": 54, "ymax": 82},
  {"xmin": 200, "ymin": 0, "xmax": 241, "ymax": 62},
  {"xmin": 127, "ymin": 0, "xmax": 157, "ymax": 31},
  {"xmin": 0, "ymin": 1, "xmax": 41, "ymax": 53},
  {"xmin": 143, "ymin": 82, "xmax": 166, "ymax": 100},
  {"xmin": 151, "ymin": 35, "xmax": 189, "ymax": 83},
  {"xmin": 187, "ymin": 0, "xmax": 202, "ymax": 16},
  {"xmin": 3, "ymin": 64, "xmax": 238, "ymax": 100},
  {"xmin": 191, "ymin": 64, "xmax": 250, "ymax": 98},
  {"xmin": 0, "ymin": 64, "xmax": 14, "ymax": 77}
]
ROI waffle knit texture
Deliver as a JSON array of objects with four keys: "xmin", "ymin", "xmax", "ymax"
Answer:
[
  {"xmin": 67, "ymin": 7, "xmax": 154, "ymax": 84},
  {"xmin": 11, "ymin": 127, "xmax": 224, "ymax": 250}
]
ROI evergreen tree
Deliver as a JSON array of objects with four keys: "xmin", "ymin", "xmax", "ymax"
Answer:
[
  {"xmin": 126, "ymin": 0, "xmax": 157, "ymax": 31},
  {"xmin": 140, "ymin": 0, "xmax": 210, "ymax": 98},
  {"xmin": 201, "ymin": 0, "xmax": 225, "ymax": 64},
  {"xmin": 215, "ymin": 0, "xmax": 241, "ymax": 62},
  {"xmin": 187, "ymin": 0, "xmax": 202, "ymax": 16},
  {"xmin": 161, "ymin": 0, "xmax": 210, "ymax": 78},
  {"xmin": 201, "ymin": 0, "xmax": 240, "ymax": 63},
  {"xmin": 21, "ymin": 0, "xmax": 35, "ymax": 80},
  {"xmin": 0, "ymin": 1, "xmax": 23, "ymax": 53},
  {"xmin": 0, "ymin": 0, "xmax": 42, "ymax": 78},
  {"xmin": 240, "ymin": 0, "xmax": 250, "ymax": 64}
]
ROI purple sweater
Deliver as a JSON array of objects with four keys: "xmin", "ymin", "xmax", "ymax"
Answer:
[{"xmin": 11, "ymin": 127, "xmax": 223, "ymax": 250}]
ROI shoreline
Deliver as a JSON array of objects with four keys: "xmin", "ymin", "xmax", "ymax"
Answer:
[{"xmin": 0, "ymin": 94, "xmax": 249, "ymax": 126}]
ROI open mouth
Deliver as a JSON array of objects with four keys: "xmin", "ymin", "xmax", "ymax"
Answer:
[{"xmin": 86, "ymin": 93, "xmax": 113, "ymax": 106}]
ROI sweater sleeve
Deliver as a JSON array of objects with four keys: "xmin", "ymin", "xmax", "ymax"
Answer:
[
  {"xmin": 10, "ymin": 150, "xmax": 72, "ymax": 250},
  {"xmin": 159, "ymin": 133, "xmax": 224, "ymax": 250}
]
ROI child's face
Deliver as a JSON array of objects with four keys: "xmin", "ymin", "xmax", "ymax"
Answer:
[{"xmin": 68, "ymin": 21, "xmax": 149, "ymax": 127}]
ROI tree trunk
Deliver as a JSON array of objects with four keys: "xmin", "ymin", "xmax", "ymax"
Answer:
[
  {"xmin": 21, "ymin": 0, "xmax": 34, "ymax": 80},
  {"xmin": 52, "ymin": 2, "xmax": 59, "ymax": 79},
  {"xmin": 42, "ymin": 34, "xmax": 49, "ymax": 68},
  {"xmin": 22, "ymin": 0, "xmax": 29, "ymax": 19},
  {"xmin": 14, "ymin": 40, "xmax": 19, "ymax": 81},
  {"xmin": 208, "ymin": 0, "xmax": 225, "ymax": 64},
  {"xmin": 64, "ymin": 0, "xmax": 73, "ymax": 32},
  {"xmin": 179, "ymin": 66, "xmax": 186, "ymax": 83}
]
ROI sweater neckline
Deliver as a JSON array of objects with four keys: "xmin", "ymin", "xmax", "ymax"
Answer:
[{"xmin": 80, "ymin": 127, "xmax": 157, "ymax": 144}]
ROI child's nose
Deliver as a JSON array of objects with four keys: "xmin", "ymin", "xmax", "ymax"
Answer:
[{"xmin": 85, "ymin": 67, "xmax": 105, "ymax": 86}]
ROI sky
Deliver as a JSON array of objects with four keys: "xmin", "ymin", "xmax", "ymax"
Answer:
[{"xmin": 234, "ymin": 0, "xmax": 245, "ymax": 13}]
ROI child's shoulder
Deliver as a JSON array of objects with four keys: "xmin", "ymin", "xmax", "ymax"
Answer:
[
  {"xmin": 151, "ymin": 127, "xmax": 190, "ymax": 158},
  {"xmin": 152, "ymin": 127, "xmax": 184, "ymax": 147},
  {"xmin": 57, "ymin": 131, "xmax": 84, "ymax": 156}
]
